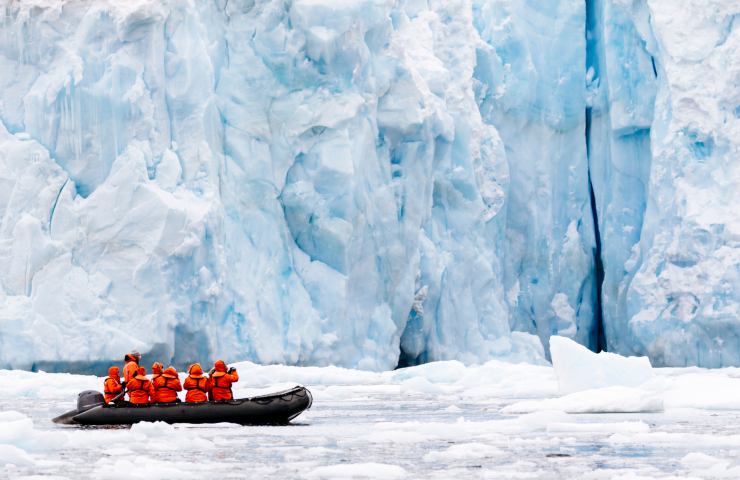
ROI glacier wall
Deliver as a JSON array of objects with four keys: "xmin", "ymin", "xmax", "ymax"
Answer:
[
  {"xmin": 0, "ymin": 0, "xmax": 737, "ymax": 371},
  {"xmin": 0, "ymin": 0, "xmax": 542, "ymax": 371},
  {"xmin": 587, "ymin": 0, "xmax": 740, "ymax": 367},
  {"xmin": 585, "ymin": 0, "xmax": 656, "ymax": 358},
  {"xmin": 619, "ymin": 0, "xmax": 740, "ymax": 367},
  {"xmin": 473, "ymin": 0, "xmax": 599, "ymax": 354}
]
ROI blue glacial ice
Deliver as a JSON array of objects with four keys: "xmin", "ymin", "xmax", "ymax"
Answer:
[
  {"xmin": 0, "ymin": 0, "xmax": 531, "ymax": 370},
  {"xmin": 585, "ymin": 0, "xmax": 740, "ymax": 367},
  {"xmin": 616, "ymin": 0, "xmax": 740, "ymax": 367},
  {"xmin": 473, "ymin": 0, "xmax": 599, "ymax": 353},
  {"xmin": 0, "ymin": 0, "xmax": 738, "ymax": 370}
]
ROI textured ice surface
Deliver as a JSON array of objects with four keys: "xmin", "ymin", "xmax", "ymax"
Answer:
[
  {"xmin": 617, "ymin": 0, "xmax": 740, "ymax": 367},
  {"xmin": 583, "ymin": 0, "xmax": 740, "ymax": 366},
  {"xmin": 0, "ymin": 0, "xmax": 739, "ymax": 369},
  {"xmin": 587, "ymin": 0, "xmax": 740, "ymax": 366},
  {"xmin": 581, "ymin": 0, "xmax": 740, "ymax": 369},
  {"xmin": 473, "ymin": 0, "xmax": 598, "ymax": 354},
  {"xmin": 586, "ymin": 0, "xmax": 656, "ymax": 358},
  {"xmin": 0, "ymin": 0, "xmax": 536, "ymax": 370},
  {"xmin": 3, "ymin": 361, "xmax": 740, "ymax": 478}
]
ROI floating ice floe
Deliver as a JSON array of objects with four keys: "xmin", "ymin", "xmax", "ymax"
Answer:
[
  {"xmin": 550, "ymin": 336, "xmax": 655, "ymax": 395},
  {"xmin": 505, "ymin": 336, "xmax": 663, "ymax": 414}
]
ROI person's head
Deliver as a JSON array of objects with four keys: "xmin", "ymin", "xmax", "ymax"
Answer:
[
  {"xmin": 135, "ymin": 366, "xmax": 148, "ymax": 380},
  {"xmin": 125, "ymin": 350, "xmax": 141, "ymax": 363},
  {"xmin": 188, "ymin": 363, "xmax": 205, "ymax": 378},
  {"xmin": 163, "ymin": 367, "xmax": 178, "ymax": 379},
  {"xmin": 152, "ymin": 362, "xmax": 163, "ymax": 375},
  {"xmin": 108, "ymin": 366, "xmax": 120, "ymax": 378},
  {"xmin": 212, "ymin": 360, "xmax": 227, "ymax": 377}
]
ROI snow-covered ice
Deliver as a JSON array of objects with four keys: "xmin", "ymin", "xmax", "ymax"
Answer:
[
  {"xmin": 550, "ymin": 336, "xmax": 655, "ymax": 395},
  {"xmin": 503, "ymin": 386, "xmax": 664, "ymax": 415},
  {"xmin": 506, "ymin": 337, "xmax": 663, "ymax": 413},
  {"xmin": 2, "ymin": 356, "xmax": 740, "ymax": 479}
]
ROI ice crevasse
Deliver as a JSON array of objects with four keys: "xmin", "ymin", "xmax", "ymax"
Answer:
[{"xmin": 0, "ymin": 0, "xmax": 737, "ymax": 371}]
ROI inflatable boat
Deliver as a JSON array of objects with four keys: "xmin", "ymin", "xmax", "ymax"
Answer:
[{"xmin": 53, "ymin": 385, "xmax": 312, "ymax": 426}]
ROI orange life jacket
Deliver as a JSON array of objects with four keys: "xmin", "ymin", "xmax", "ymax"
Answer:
[
  {"xmin": 150, "ymin": 366, "xmax": 163, "ymax": 397},
  {"xmin": 123, "ymin": 360, "xmax": 139, "ymax": 384},
  {"xmin": 127, "ymin": 377, "xmax": 152, "ymax": 404},
  {"xmin": 209, "ymin": 361, "xmax": 238, "ymax": 401},
  {"xmin": 183, "ymin": 376, "xmax": 210, "ymax": 403},
  {"xmin": 151, "ymin": 374, "xmax": 182, "ymax": 403},
  {"xmin": 103, "ymin": 375, "xmax": 123, "ymax": 403}
]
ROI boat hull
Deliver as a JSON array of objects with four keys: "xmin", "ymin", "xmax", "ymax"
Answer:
[{"xmin": 53, "ymin": 386, "xmax": 312, "ymax": 426}]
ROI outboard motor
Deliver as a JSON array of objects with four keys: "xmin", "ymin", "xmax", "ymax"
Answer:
[
  {"xmin": 52, "ymin": 390, "xmax": 105, "ymax": 425},
  {"xmin": 77, "ymin": 390, "xmax": 105, "ymax": 412}
]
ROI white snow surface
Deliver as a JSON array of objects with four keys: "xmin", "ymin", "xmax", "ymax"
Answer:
[{"xmin": 2, "ymin": 359, "xmax": 740, "ymax": 478}]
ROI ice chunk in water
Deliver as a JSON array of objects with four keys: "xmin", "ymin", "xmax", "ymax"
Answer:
[{"xmin": 550, "ymin": 336, "xmax": 654, "ymax": 395}]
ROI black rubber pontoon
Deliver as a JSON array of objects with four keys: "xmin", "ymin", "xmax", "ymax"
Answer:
[{"xmin": 52, "ymin": 386, "xmax": 312, "ymax": 426}]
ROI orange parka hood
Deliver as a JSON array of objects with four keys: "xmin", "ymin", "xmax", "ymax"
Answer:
[
  {"xmin": 134, "ymin": 367, "xmax": 149, "ymax": 381},
  {"xmin": 188, "ymin": 364, "xmax": 205, "ymax": 378},
  {"xmin": 212, "ymin": 360, "xmax": 228, "ymax": 377}
]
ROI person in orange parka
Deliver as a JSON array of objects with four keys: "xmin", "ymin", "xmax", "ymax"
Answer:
[
  {"xmin": 151, "ymin": 362, "xmax": 164, "ymax": 381},
  {"xmin": 122, "ymin": 351, "xmax": 141, "ymax": 385},
  {"xmin": 183, "ymin": 363, "xmax": 210, "ymax": 403},
  {"xmin": 103, "ymin": 366, "xmax": 123, "ymax": 404},
  {"xmin": 209, "ymin": 360, "xmax": 239, "ymax": 401},
  {"xmin": 127, "ymin": 367, "xmax": 152, "ymax": 405},
  {"xmin": 151, "ymin": 366, "xmax": 182, "ymax": 403}
]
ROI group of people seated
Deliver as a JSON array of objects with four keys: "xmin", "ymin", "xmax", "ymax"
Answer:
[{"xmin": 103, "ymin": 351, "xmax": 239, "ymax": 405}]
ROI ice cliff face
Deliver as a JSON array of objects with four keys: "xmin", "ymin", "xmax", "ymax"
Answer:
[
  {"xmin": 473, "ymin": 0, "xmax": 599, "ymax": 353},
  {"xmin": 586, "ymin": 0, "xmax": 740, "ymax": 367},
  {"xmin": 0, "ymin": 0, "xmax": 737, "ymax": 371},
  {"xmin": 0, "ymin": 0, "xmax": 531, "ymax": 370},
  {"xmin": 608, "ymin": 0, "xmax": 740, "ymax": 367}
]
